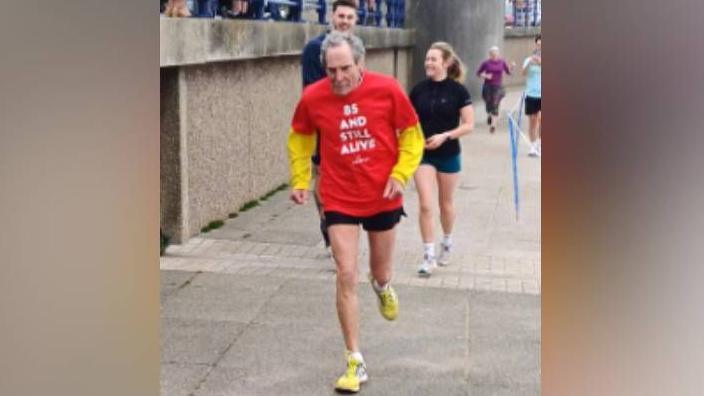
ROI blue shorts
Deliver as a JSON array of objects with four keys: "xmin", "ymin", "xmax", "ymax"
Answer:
[{"xmin": 420, "ymin": 154, "xmax": 461, "ymax": 173}]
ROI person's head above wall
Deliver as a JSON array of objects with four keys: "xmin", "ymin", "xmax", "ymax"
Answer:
[{"xmin": 331, "ymin": 0, "xmax": 358, "ymax": 32}]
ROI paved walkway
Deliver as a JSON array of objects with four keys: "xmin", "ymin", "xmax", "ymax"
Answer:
[{"xmin": 160, "ymin": 88, "xmax": 540, "ymax": 395}]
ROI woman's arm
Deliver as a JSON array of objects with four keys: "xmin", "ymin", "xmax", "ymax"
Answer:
[
  {"xmin": 476, "ymin": 61, "xmax": 487, "ymax": 78},
  {"xmin": 505, "ymin": 59, "xmax": 517, "ymax": 75},
  {"xmin": 446, "ymin": 105, "xmax": 475, "ymax": 140},
  {"xmin": 425, "ymin": 105, "xmax": 475, "ymax": 149},
  {"xmin": 521, "ymin": 57, "xmax": 530, "ymax": 76}
]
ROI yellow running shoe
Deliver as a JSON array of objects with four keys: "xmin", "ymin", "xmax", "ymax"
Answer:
[
  {"xmin": 368, "ymin": 273, "xmax": 399, "ymax": 321},
  {"xmin": 334, "ymin": 353, "xmax": 368, "ymax": 393}
]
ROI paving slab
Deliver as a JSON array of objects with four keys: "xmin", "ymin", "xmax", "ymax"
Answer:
[
  {"xmin": 467, "ymin": 291, "xmax": 540, "ymax": 389},
  {"xmin": 161, "ymin": 318, "xmax": 246, "ymax": 365},
  {"xmin": 161, "ymin": 272, "xmax": 287, "ymax": 322},
  {"xmin": 161, "ymin": 270, "xmax": 198, "ymax": 300},
  {"xmin": 161, "ymin": 363, "xmax": 211, "ymax": 396}
]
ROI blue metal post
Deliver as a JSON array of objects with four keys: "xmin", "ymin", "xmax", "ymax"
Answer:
[
  {"xmin": 291, "ymin": 0, "xmax": 303, "ymax": 22},
  {"xmin": 374, "ymin": 0, "xmax": 383, "ymax": 26},
  {"xmin": 195, "ymin": 0, "xmax": 218, "ymax": 17},
  {"xmin": 392, "ymin": 0, "xmax": 400, "ymax": 27},
  {"xmin": 508, "ymin": 117, "xmax": 521, "ymax": 221},
  {"xmin": 358, "ymin": 0, "xmax": 368, "ymax": 25},
  {"xmin": 397, "ymin": 0, "xmax": 405, "ymax": 27},
  {"xmin": 317, "ymin": 0, "xmax": 327, "ymax": 24},
  {"xmin": 251, "ymin": 0, "xmax": 266, "ymax": 19},
  {"xmin": 385, "ymin": 0, "xmax": 394, "ymax": 27}
]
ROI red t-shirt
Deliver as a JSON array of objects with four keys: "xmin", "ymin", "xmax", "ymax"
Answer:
[{"xmin": 291, "ymin": 71, "xmax": 419, "ymax": 216}]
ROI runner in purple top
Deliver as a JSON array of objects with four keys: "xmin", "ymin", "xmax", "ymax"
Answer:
[{"xmin": 476, "ymin": 46, "xmax": 516, "ymax": 133}]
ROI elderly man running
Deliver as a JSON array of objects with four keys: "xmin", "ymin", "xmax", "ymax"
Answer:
[{"xmin": 288, "ymin": 31, "xmax": 424, "ymax": 393}]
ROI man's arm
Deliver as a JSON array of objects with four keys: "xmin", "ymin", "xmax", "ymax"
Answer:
[
  {"xmin": 288, "ymin": 128, "xmax": 317, "ymax": 203},
  {"xmin": 390, "ymin": 123, "xmax": 424, "ymax": 185},
  {"xmin": 383, "ymin": 123, "xmax": 424, "ymax": 199}
]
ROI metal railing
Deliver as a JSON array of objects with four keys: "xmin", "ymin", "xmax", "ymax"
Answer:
[
  {"xmin": 161, "ymin": 0, "xmax": 406, "ymax": 27},
  {"xmin": 251, "ymin": 0, "xmax": 327, "ymax": 24},
  {"xmin": 505, "ymin": 0, "xmax": 541, "ymax": 28},
  {"xmin": 357, "ymin": 0, "xmax": 405, "ymax": 28}
]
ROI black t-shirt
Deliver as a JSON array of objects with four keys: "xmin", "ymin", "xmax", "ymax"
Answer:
[{"xmin": 410, "ymin": 78, "xmax": 472, "ymax": 158}]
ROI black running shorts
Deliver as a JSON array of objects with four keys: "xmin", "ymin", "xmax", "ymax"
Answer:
[
  {"xmin": 324, "ymin": 208, "xmax": 406, "ymax": 232},
  {"xmin": 525, "ymin": 96, "xmax": 541, "ymax": 115}
]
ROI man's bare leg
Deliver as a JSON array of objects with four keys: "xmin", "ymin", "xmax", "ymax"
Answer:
[
  {"xmin": 328, "ymin": 224, "xmax": 361, "ymax": 352},
  {"xmin": 313, "ymin": 165, "xmax": 331, "ymax": 249},
  {"xmin": 367, "ymin": 226, "xmax": 399, "ymax": 321},
  {"xmin": 368, "ymin": 227, "xmax": 397, "ymax": 286}
]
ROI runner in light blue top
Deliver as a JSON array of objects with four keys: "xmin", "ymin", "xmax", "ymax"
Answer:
[
  {"xmin": 522, "ymin": 35, "xmax": 542, "ymax": 157},
  {"xmin": 523, "ymin": 53, "xmax": 541, "ymax": 99}
]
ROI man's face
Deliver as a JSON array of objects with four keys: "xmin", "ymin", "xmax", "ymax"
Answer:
[
  {"xmin": 325, "ymin": 43, "xmax": 362, "ymax": 96},
  {"xmin": 331, "ymin": 5, "xmax": 357, "ymax": 32}
]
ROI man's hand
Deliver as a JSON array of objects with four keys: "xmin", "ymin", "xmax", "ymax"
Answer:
[
  {"xmin": 382, "ymin": 178, "xmax": 404, "ymax": 200},
  {"xmin": 290, "ymin": 189, "xmax": 309, "ymax": 205}
]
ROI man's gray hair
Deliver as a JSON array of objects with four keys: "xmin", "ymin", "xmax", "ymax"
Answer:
[{"xmin": 321, "ymin": 31, "xmax": 366, "ymax": 67}]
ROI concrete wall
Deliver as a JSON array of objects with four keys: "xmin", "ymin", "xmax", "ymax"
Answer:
[
  {"xmin": 160, "ymin": 19, "xmax": 414, "ymax": 67},
  {"xmin": 160, "ymin": 68, "xmax": 183, "ymax": 242},
  {"xmin": 160, "ymin": 19, "xmax": 415, "ymax": 242},
  {"xmin": 407, "ymin": 0, "xmax": 505, "ymax": 101},
  {"xmin": 365, "ymin": 49, "xmax": 395, "ymax": 77}
]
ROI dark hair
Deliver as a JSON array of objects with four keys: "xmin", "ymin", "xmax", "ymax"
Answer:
[
  {"xmin": 429, "ymin": 42, "xmax": 466, "ymax": 83},
  {"xmin": 535, "ymin": 35, "xmax": 541, "ymax": 43},
  {"xmin": 333, "ymin": 0, "xmax": 358, "ymax": 12}
]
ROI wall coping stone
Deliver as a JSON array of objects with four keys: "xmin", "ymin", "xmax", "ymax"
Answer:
[
  {"xmin": 161, "ymin": 18, "xmax": 415, "ymax": 67},
  {"xmin": 504, "ymin": 26, "xmax": 542, "ymax": 38}
]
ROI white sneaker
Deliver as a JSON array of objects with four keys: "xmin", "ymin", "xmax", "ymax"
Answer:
[
  {"xmin": 437, "ymin": 244, "xmax": 451, "ymax": 266},
  {"xmin": 417, "ymin": 254, "xmax": 437, "ymax": 277},
  {"xmin": 528, "ymin": 144, "xmax": 539, "ymax": 157}
]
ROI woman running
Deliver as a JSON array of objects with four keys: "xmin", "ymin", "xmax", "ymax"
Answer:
[
  {"xmin": 522, "ymin": 35, "xmax": 542, "ymax": 157},
  {"xmin": 476, "ymin": 46, "xmax": 515, "ymax": 133},
  {"xmin": 410, "ymin": 42, "xmax": 475, "ymax": 277}
]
